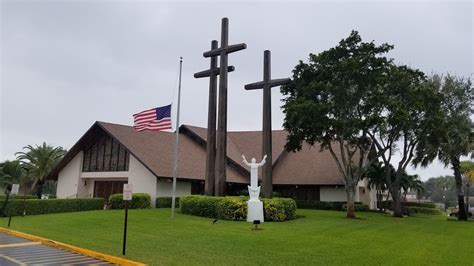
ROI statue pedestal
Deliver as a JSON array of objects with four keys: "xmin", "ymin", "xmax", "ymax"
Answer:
[{"xmin": 247, "ymin": 200, "xmax": 264, "ymax": 223}]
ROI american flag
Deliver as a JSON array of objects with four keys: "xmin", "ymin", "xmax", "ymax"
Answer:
[{"xmin": 133, "ymin": 104, "xmax": 172, "ymax": 131}]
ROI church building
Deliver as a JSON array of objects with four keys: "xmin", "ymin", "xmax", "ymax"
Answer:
[{"xmin": 48, "ymin": 121, "xmax": 376, "ymax": 208}]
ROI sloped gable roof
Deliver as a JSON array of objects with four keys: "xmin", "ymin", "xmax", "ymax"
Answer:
[{"xmin": 49, "ymin": 121, "xmax": 345, "ymax": 185}]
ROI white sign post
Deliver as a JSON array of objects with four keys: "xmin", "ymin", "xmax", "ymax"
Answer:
[
  {"xmin": 122, "ymin": 184, "xmax": 132, "ymax": 255},
  {"xmin": 123, "ymin": 184, "xmax": 133, "ymax": 201},
  {"xmin": 11, "ymin": 184, "xmax": 19, "ymax": 196}
]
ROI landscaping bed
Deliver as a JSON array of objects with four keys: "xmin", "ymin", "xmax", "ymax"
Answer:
[{"xmin": 180, "ymin": 195, "xmax": 296, "ymax": 221}]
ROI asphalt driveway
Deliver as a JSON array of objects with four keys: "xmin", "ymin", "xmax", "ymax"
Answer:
[{"xmin": 0, "ymin": 232, "xmax": 113, "ymax": 265}]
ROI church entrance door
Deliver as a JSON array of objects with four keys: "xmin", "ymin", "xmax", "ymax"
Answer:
[{"xmin": 93, "ymin": 180, "xmax": 127, "ymax": 200}]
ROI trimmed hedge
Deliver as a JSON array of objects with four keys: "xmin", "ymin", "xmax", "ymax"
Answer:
[
  {"xmin": 109, "ymin": 193, "xmax": 151, "ymax": 209},
  {"xmin": 262, "ymin": 198, "xmax": 297, "ymax": 221},
  {"xmin": 296, "ymin": 200, "xmax": 367, "ymax": 211},
  {"xmin": 381, "ymin": 201, "xmax": 437, "ymax": 210},
  {"xmin": 180, "ymin": 195, "xmax": 296, "ymax": 222},
  {"xmin": 0, "ymin": 195, "xmax": 38, "ymax": 200},
  {"xmin": 156, "ymin": 197, "xmax": 180, "ymax": 208},
  {"xmin": 406, "ymin": 206, "xmax": 442, "ymax": 215},
  {"xmin": 404, "ymin": 202, "xmax": 437, "ymax": 209},
  {"xmin": 0, "ymin": 198, "xmax": 104, "ymax": 217}
]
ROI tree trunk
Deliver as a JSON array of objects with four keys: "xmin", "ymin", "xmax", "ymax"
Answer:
[
  {"xmin": 391, "ymin": 188, "xmax": 403, "ymax": 217},
  {"xmin": 452, "ymin": 156, "xmax": 467, "ymax": 221},
  {"xmin": 377, "ymin": 190, "xmax": 383, "ymax": 213},
  {"xmin": 465, "ymin": 183, "xmax": 470, "ymax": 216},
  {"xmin": 36, "ymin": 180, "xmax": 44, "ymax": 199},
  {"xmin": 345, "ymin": 186, "xmax": 356, "ymax": 219},
  {"xmin": 23, "ymin": 184, "xmax": 27, "ymax": 217}
]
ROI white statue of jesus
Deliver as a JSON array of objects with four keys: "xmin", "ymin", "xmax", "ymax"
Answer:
[
  {"xmin": 242, "ymin": 154, "xmax": 267, "ymax": 223},
  {"xmin": 242, "ymin": 155, "xmax": 267, "ymax": 189}
]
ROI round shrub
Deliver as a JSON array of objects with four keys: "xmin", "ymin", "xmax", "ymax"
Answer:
[
  {"xmin": 180, "ymin": 195, "xmax": 221, "ymax": 218},
  {"xmin": 216, "ymin": 197, "xmax": 247, "ymax": 220},
  {"xmin": 109, "ymin": 193, "xmax": 151, "ymax": 209},
  {"xmin": 180, "ymin": 195, "xmax": 296, "ymax": 222}
]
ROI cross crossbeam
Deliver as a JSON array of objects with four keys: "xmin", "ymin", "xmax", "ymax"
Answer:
[
  {"xmin": 194, "ymin": 66, "xmax": 235, "ymax": 78},
  {"xmin": 244, "ymin": 50, "xmax": 290, "ymax": 198},
  {"xmin": 244, "ymin": 78, "xmax": 291, "ymax": 91}
]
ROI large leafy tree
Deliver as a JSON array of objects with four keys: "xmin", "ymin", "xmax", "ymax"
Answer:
[
  {"xmin": 16, "ymin": 142, "xmax": 65, "ymax": 199},
  {"xmin": 414, "ymin": 75, "xmax": 473, "ymax": 220},
  {"xmin": 0, "ymin": 160, "xmax": 24, "ymax": 215},
  {"xmin": 365, "ymin": 65, "xmax": 439, "ymax": 217},
  {"xmin": 281, "ymin": 31, "xmax": 392, "ymax": 218}
]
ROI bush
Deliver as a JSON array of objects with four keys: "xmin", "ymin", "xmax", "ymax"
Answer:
[
  {"xmin": 156, "ymin": 197, "xmax": 180, "ymax": 208},
  {"xmin": 406, "ymin": 206, "xmax": 442, "ymax": 215},
  {"xmin": 109, "ymin": 193, "xmax": 151, "ymax": 209},
  {"xmin": 0, "ymin": 198, "xmax": 104, "ymax": 217},
  {"xmin": 262, "ymin": 198, "xmax": 297, "ymax": 221},
  {"xmin": 296, "ymin": 200, "xmax": 365, "ymax": 211},
  {"xmin": 180, "ymin": 195, "xmax": 296, "ymax": 222},
  {"xmin": 236, "ymin": 190, "xmax": 282, "ymax": 198},
  {"xmin": 180, "ymin": 195, "xmax": 221, "ymax": 218},
  {"xmin": 381, "ymin": 201, "xmax": 437, "ymax": 210},
  {"xmin": 0, "ymin": 195, "xmax": 37, "ymax": 200},
  {"xmin": 403, "ymin": 202, "xmax": 437, "ymax": 209},
  {"xmin": 216, "ymin": 197, "xmax": 247, "ymax": 220}
]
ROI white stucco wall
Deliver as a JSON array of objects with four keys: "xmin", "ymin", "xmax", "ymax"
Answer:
[
  {"xmin": 57, "ymin": 152, "xmax": 83, "ymax": 198},
  {"xmin": 128, "ymin": 155, "xmax": 157, "ymax": 207},
  {"xmin": 320, "ymin": 186, "xmax": 347, "ymax": 202},
  {"xmin": 156, "ymin": 178, "xmax": 192, "ymax": 197}
]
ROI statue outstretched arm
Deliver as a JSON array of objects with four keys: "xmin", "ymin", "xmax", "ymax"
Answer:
[
  {"xmin": 242, "ymin": 155, "xmax": 250, "ymax": 166},
  {"xmin": 258, "ymin": 155, "xmax": 267, "ymax": 166}
]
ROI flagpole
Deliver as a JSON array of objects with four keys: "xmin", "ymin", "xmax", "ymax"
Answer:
[{"xmin": 171, "ymin": 57, "xmax": 183, "ymax": 219}]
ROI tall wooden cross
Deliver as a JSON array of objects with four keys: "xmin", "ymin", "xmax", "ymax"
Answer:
[
  {"xmin": 203, "ymin": 18, "xmax": 246, "ymax": 196},
  {"xmin": 245, "ymin": 50, "xmax": 290, "ymax": 198},
  {"xmin": 194, "ymin": 40, "xmax": 235, "ymax": 196}
]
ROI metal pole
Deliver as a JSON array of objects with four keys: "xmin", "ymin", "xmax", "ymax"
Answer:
[
  {"xmin": 171, "ymin": 57, "xmax": 183, "ymax": 218},
  {"xmin": 8, "ymin": 194, "xmax": 14, "ymax": 227},
  {"xmin": 122, "ymin": 200, "xmax": 128, "ymax": 255}
]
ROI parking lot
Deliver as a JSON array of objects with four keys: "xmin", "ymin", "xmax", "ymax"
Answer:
[{"xmin": 0, "ymin": 232, "xmax": 112, "ymax": 265}]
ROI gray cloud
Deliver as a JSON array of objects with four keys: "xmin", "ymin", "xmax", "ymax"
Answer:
[{"xmin": 1, "ymin": 1, "xmax": 472, "ymax": 180}]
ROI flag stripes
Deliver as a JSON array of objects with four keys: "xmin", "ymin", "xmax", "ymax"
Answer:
[{"xmin": 133, "ymin": 104, "xmax": 172, "ymax": 132}]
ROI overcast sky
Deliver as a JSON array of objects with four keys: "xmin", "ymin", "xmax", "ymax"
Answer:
[{"xmin": 1, "ymin": 0, "xmax": 472, "ymax": 180}]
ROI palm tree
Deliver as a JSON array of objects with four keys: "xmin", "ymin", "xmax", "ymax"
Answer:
[
  {"xmin": 0, "ymin": 160, "xmax": 24, "ymax": 215},
  {"xmin": 401, "ymin": 174, "xmax": 424, "ymax": 201},
  {"xmin": 414, "ymin": 75, "xmax": 473, "ymax": 221},
  {"xmin": 16, "ymin": 142, "xmax": 65, "ymax": 199},
  {"xmin": 461, "ymin": 161, "xmax": 474, "ymax": 213},
  {"xmin": 366, "ymin": 162, "xmax": 388, "ymax": 212}
]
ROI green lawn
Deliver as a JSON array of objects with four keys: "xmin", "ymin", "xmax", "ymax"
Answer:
[{"xmin": 1, "ymin": 209, "xmax": 472, "ymax": 265}]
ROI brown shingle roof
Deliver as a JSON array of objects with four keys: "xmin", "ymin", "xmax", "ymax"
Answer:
[{"xmin": 49, "ymin": 121, "xmax": 344, "ymax": 186}]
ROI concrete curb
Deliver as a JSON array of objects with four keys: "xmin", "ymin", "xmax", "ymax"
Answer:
[{"xmin": 0, "ymin": 227, "xmax": 146, "ymax": 266}]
